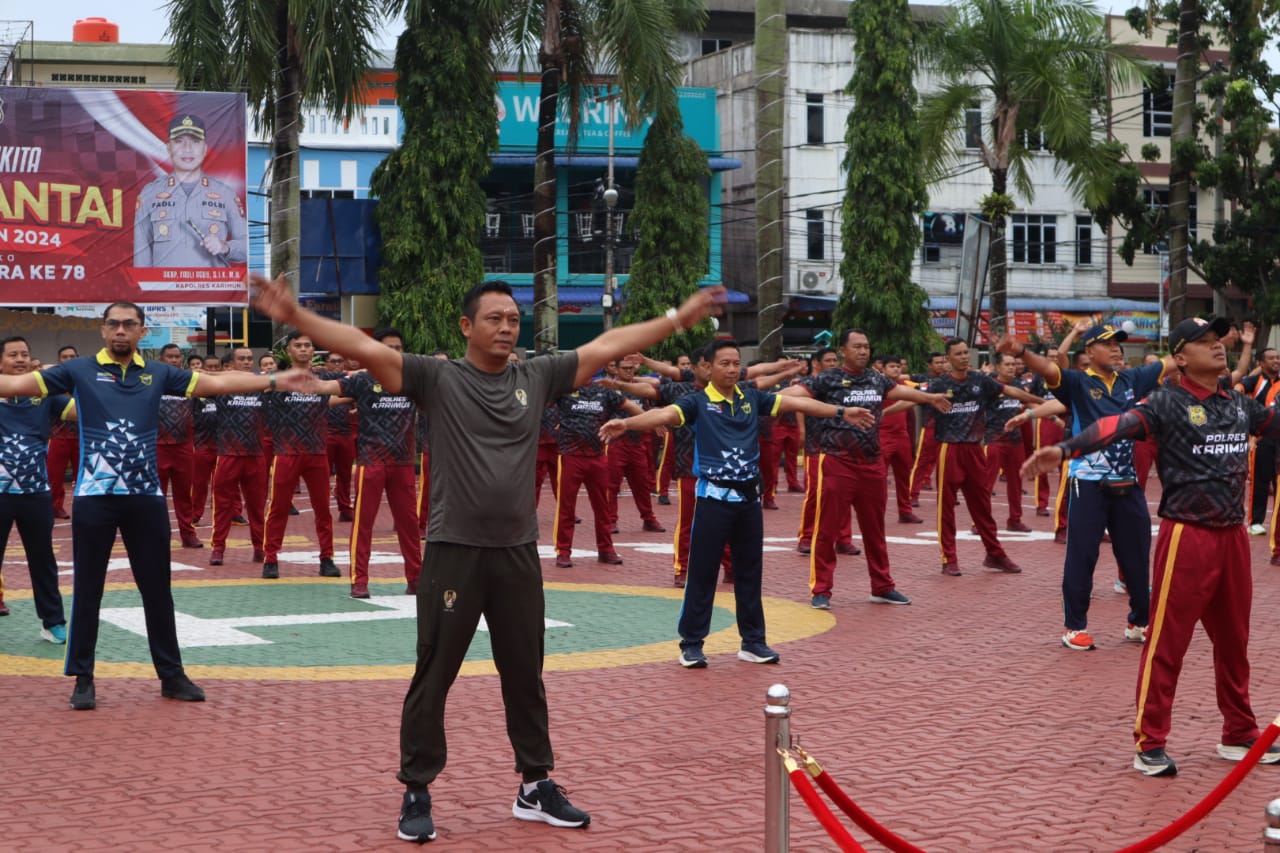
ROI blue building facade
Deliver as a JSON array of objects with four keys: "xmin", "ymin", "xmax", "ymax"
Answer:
[{"xmin": 246, "ymin": 82, "xmax": 737, "ymax": 346}]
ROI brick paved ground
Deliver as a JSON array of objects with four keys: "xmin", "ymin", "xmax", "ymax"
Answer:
[{"xmin": 1, "ymin": 475, "xmax": 1278, "ymax": 851}]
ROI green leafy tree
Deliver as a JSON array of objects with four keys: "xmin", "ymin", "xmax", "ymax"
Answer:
[
  {"xmin": 832, "ymin": 0, "xmax": 938, "ymax": 366},
  {"xmin": 500, "ymin": 0, "xmax": 707, "ymax": 353},
  {"xmin": 1187, "ymin": 0, "xmax": 1280, "ymax": 331},
  {"xmin": 917, "ymin": 0, "xmax": 1147, "ymax": 337},
  {"xmin": 370, "ymin": 5, "xmax": 500, "ymax": 354},
  {"xmin": 616, "ymin": 113, "xmax": 713, "ymax": 359},
  {"xmin": 165, "ymin": 0, "xmax": 387, "ymax": 316}
]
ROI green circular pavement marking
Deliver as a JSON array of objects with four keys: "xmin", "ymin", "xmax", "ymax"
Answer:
[{"xmin": 0, "ymin": 578, "xmax": 833, "ymax": 680}]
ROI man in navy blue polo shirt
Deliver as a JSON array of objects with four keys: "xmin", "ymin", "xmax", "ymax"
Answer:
[
  {"xmin": 599, "ymin": 339, "xmax": 875, "ymax": 668},
  {"xmin": 998, "ymin": 325, "xmax": 1168, "ymax": 652},
  {"xmin": 0, "ymin": 302, "xmax": 305, "ymax": 711},
  {"xmin": 0, "ymin": 336, "xmax": 70, "ymax": 641}
]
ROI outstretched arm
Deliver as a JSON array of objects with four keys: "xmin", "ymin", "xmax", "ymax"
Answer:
[
  {"xmin": 1020, "ymin": 410, "xmax": 1149, "ymax": 478},
  {"xmin": 594, "ymin": 377, "xmax": 660, "ymax": 400},
  {"xmin": 997, "ymin": 334, "xmax": 1063, "ymax": 386},
  {"xmin": 193, "ymin": 366, "xmax": 313, "ymax": 397},
  {"xmin": 636, "ymin": 354, "xmax": 682, "ymax": 380},
  {"xmin": 574, "ymin": 288, "xmax": 726, "ymax": 386},
  {"xmin": 252, "ymin": 273, "xmax": 403, "ymax": 391},
  {"xmin": 599, "ymin": 405, "xmax": 683, "ymax": 443},
  {"xmin": 1231, "ymin": 321, "xmax": 1256, "ymax": 385}
]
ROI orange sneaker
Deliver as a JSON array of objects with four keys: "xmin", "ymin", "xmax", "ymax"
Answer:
[{"xmin": 1062, "ymin": 628, "xmax": 1096, "ymax": 651}]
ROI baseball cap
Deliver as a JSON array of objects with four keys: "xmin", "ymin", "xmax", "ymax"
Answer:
[
  {"xmin": 1081, "ymin": 324, "xmax": 1127, "ymax": 347},
  {"xmin": 168, "ymin": 114, "xmax": 206, "ymax": 141},
  {"xmin": 1169, "ymin": 316, "xmax": 1231, "ymax": 354}
]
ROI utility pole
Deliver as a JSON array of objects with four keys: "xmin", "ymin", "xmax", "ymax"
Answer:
[
  {"xmin": 755, "ymin": 0, "xmax": 787, "ymax": 359},
  {"xmin": 1166, "ymin": 0, "xmax": 1198, "ymax": 329},
  {"xmin": 601, "ymin": 90, "xmax": 619, "ymax": 331}
]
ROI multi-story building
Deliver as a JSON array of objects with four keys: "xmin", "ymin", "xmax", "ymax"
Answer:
[{"xmin": 685, "ymin": 2, "xmax": 1233, "ymax": 350}]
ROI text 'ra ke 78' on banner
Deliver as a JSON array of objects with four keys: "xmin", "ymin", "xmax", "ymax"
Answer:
[{"xmin": 0, "ymin": 87, "xmax": 249, "ymax": 305}]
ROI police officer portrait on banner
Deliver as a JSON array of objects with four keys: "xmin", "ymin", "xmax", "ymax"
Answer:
[{"xmin": 133, "ymin": 114, "xmax": 247, "ymax": 268}]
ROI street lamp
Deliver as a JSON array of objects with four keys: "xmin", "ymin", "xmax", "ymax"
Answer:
[{"xmin": 602, "ymin": 182, "xmax": 618, "ymax": 329}]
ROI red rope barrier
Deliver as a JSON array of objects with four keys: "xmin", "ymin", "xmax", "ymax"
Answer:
[
  {"xmin": 1112, "ymin": 722, "xmax": 1280, "ymax": 853},
  {"xmin": 787, "ymin": 766, "xmax": 869, "ymax": 853},
  {"xmin": 809, "ymin": 769, "xmax": 927, "ymax": 853}
]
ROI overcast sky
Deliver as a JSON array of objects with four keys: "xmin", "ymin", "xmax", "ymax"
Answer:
[
  {"xmin": 15, "ymin": 3, "xmax": 401, "ymax": 50},
  {"xmin": 19, "ymin": 1, "xmax": 1136, "ymax": 49}
]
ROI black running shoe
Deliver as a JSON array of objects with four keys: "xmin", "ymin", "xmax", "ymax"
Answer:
[
  {"xmin": 397, "ymin": 790, "xmax": 437, "ymax": 843},
  {"xmin": 1133, "ymin": 747, "xmax": 1177, "ymax": 777},
  {"xmin": 160, "ymin": 674, "xmax": 206, "ymax": 702},
  {"xmin": 319, "ymin": 557, "xmax": 341, "ymax": 577},
  {"xmin": 512, "ymin": 779, "xmax": 590, "ymax": 828},
  {"xmin": 262, "ymin": 562, "xmax": 279, "ymax": 579},
  {"xmin": 69, "ymin": 674, "xmax": 95, "ymax": 711}
]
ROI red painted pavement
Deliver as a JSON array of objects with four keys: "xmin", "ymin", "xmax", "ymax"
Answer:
[{"xmin": 1, "ymin": 473, "xmax": 1278, "ymax": 851}]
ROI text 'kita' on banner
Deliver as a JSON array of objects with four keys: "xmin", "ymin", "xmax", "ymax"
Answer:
[{"xmin": 0, "ymin": 87, "xmax": 249, "ymax": 305}]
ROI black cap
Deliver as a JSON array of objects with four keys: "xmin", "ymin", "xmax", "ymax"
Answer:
[
  {"xmin": 1081, "ymin": 324, "xmax": 1127, "ymax": 347},
  {"xmin": 1169, "ymin": 316, "xmax": 1231, "ymax": 354},
  {"xmin": 168, "ymin": 114, "xmax": 205, "ymax": 141}
]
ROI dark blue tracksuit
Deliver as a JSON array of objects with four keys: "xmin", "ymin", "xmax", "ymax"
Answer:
[
  {"xmin": 1049, "ymin": 361, "xmax": 1166, "ymax": 631},
  {"xmin": 670, "ymin": 383, "xmax": 780, "ymax": 651}
]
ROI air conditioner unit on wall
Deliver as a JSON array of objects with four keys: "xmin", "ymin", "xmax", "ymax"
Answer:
[{"xmin": 794, "ymin": 265, "xmax": 836, "ymax": 295}]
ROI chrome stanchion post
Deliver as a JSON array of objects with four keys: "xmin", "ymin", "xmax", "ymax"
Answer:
[
  {"xmin": 1265, "ymin": 799, "xmax": 1280, "ymax": 850},
  {"xmin": 765, "ymin": 684, "xmax": 792, "ymax": 853}
]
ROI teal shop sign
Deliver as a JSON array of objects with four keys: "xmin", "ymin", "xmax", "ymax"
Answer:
[{"xmin": 495, "ymin": 83, "xmax": 718, "ymax": 154}]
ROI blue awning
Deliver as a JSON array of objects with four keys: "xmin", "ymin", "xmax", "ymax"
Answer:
[
  {"xmin": 511, "ymin": 286, "xmax": 750, "ymax": 306},
  {"xmin": 491, "ymin": 153, "xmax": 743, "ymax": 172},
  {"xmin": 789, "ymin": 294, "xmax": 1161, "ymax": 313}
]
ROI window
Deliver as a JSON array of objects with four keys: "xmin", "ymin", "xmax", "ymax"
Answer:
[
  {"xmin": 922, "ymin": 244, "xmax": 941, "ymax": 263},
  {"xmin": 1011, "ymin": 214, "xmax": 1057, "ymax": 264},
  {"xmin": 806, "ymin": 94, "xmax": 824, "ymax": 145},
  {"xmin": 964, "ymin": 104, "xmax": 983, "ymax": 149},
  {"xmin": 300, "ymin": 190, "xmax": 355, "ymax": 200},
  {"xmin": 1141, "ymin": 188, "xmax": 1197, "ymax": 253},
  {"xmin": 700, "ymin": 38, "xmax": 732, "ymax": 55},
  {"xmin": 1020, "ymin": 127, "xmax": 1047, "ymax": 151},
  {"xmin": 1075, "ymin": 215, "xmax": 1094, "ymax": 266},
  {"xmin": 1143, "ymin": 74, "xmax": 1174, "ymax": 137},
  {"xmin": 807, "ymin": 209, "xmax": 825, "ymax": 260}
]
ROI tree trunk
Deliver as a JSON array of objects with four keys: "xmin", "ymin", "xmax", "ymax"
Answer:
[
  {"xmin": 1167, "ymin": 0, "xmax": 1198, "ymax": 329},
  {"xmin": 270, "ymin": 1, "xmax": 302, "ymax": 339},
  {"xmin": 755, "ymin": 0, "xmax": 787, "ymax": 359},
  {"xmin": 986, "ymin": 167, "xmax": 1009, "ymax": 341},
  {"xmin": 532, "ymin": 1, "xmax": 562, "ymax": 354}
]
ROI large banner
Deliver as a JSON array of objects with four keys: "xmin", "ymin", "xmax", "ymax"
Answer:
[{"xmin": 0, "ymin": 87, "xmax": 248, "ymax": 305}]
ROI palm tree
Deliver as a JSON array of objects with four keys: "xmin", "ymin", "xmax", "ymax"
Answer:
[
  {"xmin": 917, "ymin": 0, "xmax": 1147, "ymax": 338},
  {"xmin": 495, "ymin": 0, "xmax": 707, "ymax": 352},
  {"xmin": 165, "ymin": 0, "xmax": 387, "ymax": 310}
]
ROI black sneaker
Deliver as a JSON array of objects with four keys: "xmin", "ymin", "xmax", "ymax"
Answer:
[
  {"xmin": 738, "ymin": 642, "xmax": 780, "ymax": 664},
  {"xmin": 160, "ymin": 674, "xmax": 206, "ymax": 702},
  {"xmin": 1133, "ymin": 747, "xmax": 1177, "ymax": 776},
  {"xmin": 319, "ymin": 557, "xmax": 341, "ymax": 577},
  {"xmin": 397, "ymin": 790, "xmax": 437, "ymax": 843},
  {"xmin": 1217, "ymin": 739, "xmax": 1280, "ymax": 764},
  {"xmin": 679, "ymin": 646, "xmax": 708, "ymax": 668},
  {"xmin": 69, "ymin": 674, "xmax": 95, "ymax": 711},
  {"xmin": 262, "ymin": 562, "xmax": 279, "ymax": 579},
  {"xmin": 289, "ymin": 503, "xmax": 301, "ymax": 516},
  {"xmin": 512, "ymin": 779, "xmax": 590, "ymax": 828}
]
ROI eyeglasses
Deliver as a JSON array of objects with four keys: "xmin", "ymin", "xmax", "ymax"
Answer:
[{"xmin": 103, "ymin": 319, "xmax": 141, "ymax": 330}]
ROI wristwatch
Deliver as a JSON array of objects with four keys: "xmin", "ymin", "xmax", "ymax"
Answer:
[{"xmin": 835, "ymin": 406, "xmax": 845, "ymax": 421}]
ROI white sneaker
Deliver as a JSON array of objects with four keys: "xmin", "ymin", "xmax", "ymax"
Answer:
[
  {"xmin": 1124, "ymin": 623, "xmax": 1148, "ymax": 643},
  {"xmin": 1113, "ymin": 579, "xmax": 1127, "ymax": 594},
  {"xmin": 1249, "ymin": 523, "xmax": 1267, "ymax": 536}
]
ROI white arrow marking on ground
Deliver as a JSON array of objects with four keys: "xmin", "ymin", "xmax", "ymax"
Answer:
[
  {"xmin": 56, "ymin": 558, "xmax": 205, "ymax": 577},
  {"xmin": 99, "ymin": 595, "xmax": 574, "ymax": 648}
]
